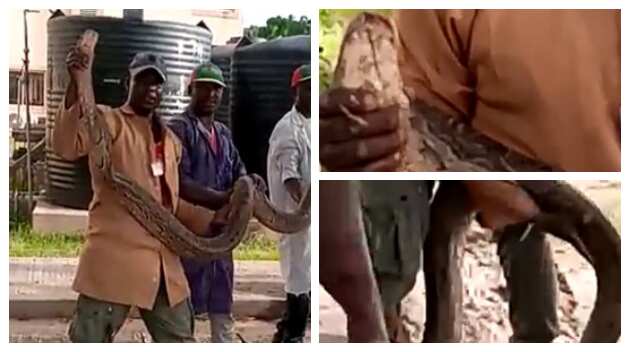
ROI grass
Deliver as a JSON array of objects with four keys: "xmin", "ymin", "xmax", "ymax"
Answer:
[
  {"xmin": 9, "ymin": 225, "xmax": 279, "ymax": 261},
  {"xmin": 10, "ymin": 225, "xmax": 83, "ymax": 257},
  {"xmin": 234, "ymin": 231, "xmax": 279, "ymax": 261}
]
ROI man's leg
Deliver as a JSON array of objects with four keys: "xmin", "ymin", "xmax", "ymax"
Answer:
[
  {"xmin": 68, "ymin": 294, "xmax": 130, "ymax": 343},
  {"xmin": 209, "ymin": 313, "xmax": 235, "ymax": 343},
  {"xmin": 320, "ymin": 181, "xmax": 388, "ymax": 342},
  {"xmin": 139, "ymin": 279, "xmax": 195, "ymax": 343},
  {"xmin": 274, "ymin": 228, "xmax": 311, "ymax": 343},
  {"xmin": 374, "ymin": 268, "xmax": 418, "ymax": 342},
  {"xmin": 382, "ymin": 304, "xmax": 403, "ymax": 342},
  {"xmin": 497, "ymin": 223, "xmax": 559, "ymax": 342},
  {"xmin": 207, "ymin": 258, "xmax": 235, "ymax": 342},
  {"xmin": 360, "ymin": 180, "xmax": 430, "ymax": 342}
]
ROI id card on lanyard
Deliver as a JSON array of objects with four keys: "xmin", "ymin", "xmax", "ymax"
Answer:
[
  {"xmin": 152, "ymin": 142, "xmax": 165, "ymax": 177},
  {"xmin": 208, "ymin": 125, "xmax": 219, "ymax": 155}
]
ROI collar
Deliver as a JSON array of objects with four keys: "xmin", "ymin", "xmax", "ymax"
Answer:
[
  {"xmin": 120, "ymin": 103, "xmax": 136, "ymax": 116},
  {"xmin": 289, "ymin": 105, "xmax": 310, "ymax": 151},
  {"xmin": 289, "ymin": 105, "xmax": 308, "ymax": 129},
  {"xmin": 121, "ymin": 103, "xmax": 168, "ymax": 134},
  {"xmin": 185, "ymin": 106, "xmax": 213, "ymax": 124},
  {"xmin": 185, "ymin": 106, "xmax": 218, "ymax": 139},
  {"xmin": 120, "ymin": 103, "xmax": 156, "ymax": 120}
]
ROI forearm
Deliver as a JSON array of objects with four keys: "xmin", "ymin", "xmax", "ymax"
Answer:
[
  {"xmin": 284, "ymin": 178, "xmax": 303, "ymax": 203},
  {"xmin": 179, "ymin": 177, "xmax": 230, "ymax": 210},
  {"xmin": 52, "ymin": 81, "xmax": 90, "ymax": 160},
  {"xmin": 319, "ymin": 180, "xmax": 388, "ymax": 342},
  {"xmin": 65, "ymin": 80, "xmax": 78, "ymax": 108}
]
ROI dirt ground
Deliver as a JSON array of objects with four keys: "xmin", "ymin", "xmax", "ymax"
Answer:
[{"xmin": 320, "ymin": 180, "xmax": 620, "ymax": 342}]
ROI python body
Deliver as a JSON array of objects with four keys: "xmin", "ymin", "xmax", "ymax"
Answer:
[{"xmin": 75, "ymin": 30, "xmax": 310, "ymax": 260}]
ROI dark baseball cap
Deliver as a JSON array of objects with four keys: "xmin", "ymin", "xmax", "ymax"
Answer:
[{"xmin": 128, "ymin": 52, "xmax": 168, "ymax": 82}]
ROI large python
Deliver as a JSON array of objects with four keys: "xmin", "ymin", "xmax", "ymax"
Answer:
[
  {"xmin": 75, "ymin": 30, "xmax": 310, "ymax": 260},
  {"xmin": 330, "ymin": 13, "xmax": 620, "ymax": 342}
]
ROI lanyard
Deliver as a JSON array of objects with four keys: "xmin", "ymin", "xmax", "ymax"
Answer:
[{"xmin": 151, "ymin": 141, "xmax": 165, "ymax": 177}]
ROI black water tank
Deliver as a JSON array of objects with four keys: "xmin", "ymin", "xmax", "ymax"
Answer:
[
  {"xmin": 210, "ymin": 44, "xmax": 236, "ymax": 127},
  {"xmin": 210, "ymin": 37, "xmax": 256, "ymax": 128},
  {"xmin": 231, "ymin": 35, "xmax": 310, "ymax": 181},
  {"xmin": 46, "ymin": 15, "xmax": 212, "ymax": 209}
]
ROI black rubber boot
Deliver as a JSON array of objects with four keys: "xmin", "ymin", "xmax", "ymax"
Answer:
[
  {"xmin": 272, "ymin": 293, "xmax": 310, "ymax": 343},
  {"xmin": 272, "ymin": 308, "xmax": 288, "ymax": 343}
]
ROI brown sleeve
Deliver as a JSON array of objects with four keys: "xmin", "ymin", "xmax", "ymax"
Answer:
[
  {"xmin": 51, "ymin": 98, "xmax": 91, "ymax": 160},
  {"xmin": 394, "ymin": 10, "xmax": 477, "ymax": 118},
  {"xmin": 51, "ymin": 97, "xmax": 118, "ymax": 160},
  {"xmin": 175, "ymin": 198, "xmax": 215, "ymax": 235},
  {"xmin": 462, "ymin": 181, "xmax": 540, "ymax": 231}
]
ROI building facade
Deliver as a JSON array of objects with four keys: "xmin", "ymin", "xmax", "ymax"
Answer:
[{"xmin": 8, "ymin": 9, "xmax": 243, "ymax": 129}]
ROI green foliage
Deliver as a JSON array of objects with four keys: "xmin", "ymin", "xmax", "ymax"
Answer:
[
  {"xmin": 9, "ymin": 226, "xmax": 279, "ymax": 260},
  {"xmin": 319, "ymin": 9, "xmax": 392, "ymax": 90},
  {"xmin": 234, "ymin": 232, "xmax": 280, "ymax": 261},
  {"xmin": 10, "ymin": 225, "xmax": 84, "ymax": 257},
  {"xmin": 246, "ymin": 15, "xmax": 311, "ymax": 40}
]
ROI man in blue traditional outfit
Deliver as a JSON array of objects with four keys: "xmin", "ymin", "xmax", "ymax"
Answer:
[{"xmin": 166, "ymin": 63, "xmax": 246, "ymax": 342}]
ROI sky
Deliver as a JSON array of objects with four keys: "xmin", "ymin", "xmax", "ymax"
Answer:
[{"xmin": 241, "ymin": 9, "xmax": 311, "ymax": 26}]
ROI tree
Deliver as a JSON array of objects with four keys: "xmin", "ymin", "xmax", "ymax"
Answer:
[{"xmin": 246, "ymin": 15, "xmax": 310, "ymax": 40}]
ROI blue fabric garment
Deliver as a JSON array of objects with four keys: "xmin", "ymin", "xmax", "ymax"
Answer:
[{"xmin": 167, "ymin": 108, "xmax": 246, "ymax": 315}]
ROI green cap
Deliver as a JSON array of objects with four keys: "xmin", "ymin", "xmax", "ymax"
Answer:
[{"xmin": 190, "ymin": 63, "xmax": 226, "ymax": 87}]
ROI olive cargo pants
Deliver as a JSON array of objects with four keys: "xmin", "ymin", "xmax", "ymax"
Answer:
[{"xmin": 68, "ymin": 277, "xmax": 195, "ymax": 343}]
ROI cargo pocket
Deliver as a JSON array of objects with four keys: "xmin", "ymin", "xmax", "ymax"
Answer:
[
  {"xmin": 68, "ymin": 294, "xmax": 128, "ymax": 343},
  {"xmin": 363, "ymin": 206, "xmax": 403, "ymax": 277},
  {"xmin": 395, "ymin": 191, "xmax": 428, "ymax": 280}
]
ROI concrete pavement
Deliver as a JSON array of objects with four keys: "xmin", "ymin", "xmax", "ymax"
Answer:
[{"xmin": 10, "ymin": 258, "xmax": 285, "ymax": 320}]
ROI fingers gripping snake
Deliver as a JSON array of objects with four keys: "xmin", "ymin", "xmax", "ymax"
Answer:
[
  {"xmin": 76, "ymin": 30, "xmax": 310, "ymax": 260},
  {"xmin": 332, "ymin": 13, "xmax": 620, "ymax": 342}
]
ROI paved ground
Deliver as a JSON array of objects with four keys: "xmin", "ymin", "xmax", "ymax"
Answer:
[
  {"xmin": 10, "ymin": 259, "xmax": 284, "ymax": 320},
  {"xmin": 319, "ymin": 181, "xmax": 619, "ymax": 342},
  {"xmin": 9, "ymin": 318, "xmax": 311, "ymax": 343},
  {"xmin": 10, "ymin": 259, "xmax": 311, "ymax": 342}
]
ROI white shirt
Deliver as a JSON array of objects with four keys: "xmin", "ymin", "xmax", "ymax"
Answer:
[{"xmin": 267, "ymin": 106, "xmax": 311, "ymax": 294}]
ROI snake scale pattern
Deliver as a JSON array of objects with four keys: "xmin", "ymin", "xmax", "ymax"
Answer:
[{"xmin": 75, "ymin": 30, "xmax": 310, "ymax": 260}]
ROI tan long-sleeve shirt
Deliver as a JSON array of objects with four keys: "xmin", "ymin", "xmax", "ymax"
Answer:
[
  {"xmin": 52, "ymin": 101, "xmax": 214, "ymax": 309},
  {"xmin": 395, "ymin": 9, "xmax": 620, "ymax": 171}
]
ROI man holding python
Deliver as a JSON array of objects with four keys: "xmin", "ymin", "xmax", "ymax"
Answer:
[
  {"xmin": 54, "ymin": 39, "xmax": 234, "ymax": 341},
  {"xmin": 166, "ymin": 63, "xmax": 248, "ymax": 342}
]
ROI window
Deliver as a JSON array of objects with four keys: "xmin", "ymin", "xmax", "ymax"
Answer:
[
  {"xmin": 9, "ymin": 71, "xmax": 20, "ymax": 104},
  {"xmin": 8, "ymin": 70, "xmax": 45, "ymax": 106},
  {"xmin": 29, "ymin": 72, "xmax": 44, "ymax": 106},
  {"xmin": 192, "ymin": 9, "xmax": 239, "ymax": 19},
  {"xmin": 123, "ymin": 9, "xmax": 143, "ymax": 21},
  {"xmin": 79, "ymin": 9, "xmax": 99, "ymax": 16}
]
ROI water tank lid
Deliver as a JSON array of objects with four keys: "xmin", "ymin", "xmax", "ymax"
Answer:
[
  {"xmin": 49, "ymin": 9, "xmax": 65, "ymax": 19},
  {"xmin": 236, "ymin": 35, "xmax": 255, "ymax": 47},
  {"xmin": 196, "ymin": 20, "xmax": 210, "ymax": 31}
]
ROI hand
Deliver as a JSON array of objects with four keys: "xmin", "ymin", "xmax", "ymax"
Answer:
[
  {"xmin": 320, "ymin": 88, "xmax": 406, "ymax": 171},
  {"xmin": 66, "ymin": 45, "xmax": 89, "ymax": 84},
  {"xmin": 208, "ymin": 205, "xmax": 230, "ymax": 237},
  {"xmin": 249, "ymin": 174, "xmax": 267, "ymax": 193}
]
